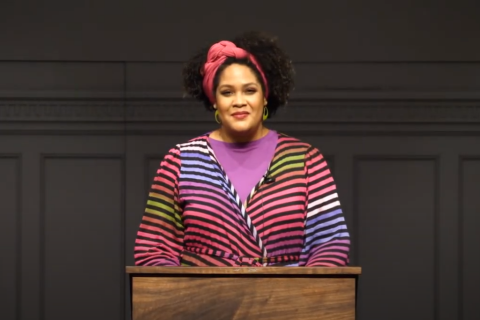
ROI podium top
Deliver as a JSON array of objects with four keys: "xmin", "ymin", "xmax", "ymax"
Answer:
[{"xmin": 126, "ymin": 266, "xmax": 361, "ymax": 275}]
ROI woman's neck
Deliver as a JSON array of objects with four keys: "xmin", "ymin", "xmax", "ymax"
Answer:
[{"xmin": 211, "ymin": 126, "xmax": 268, "ymax": 143}]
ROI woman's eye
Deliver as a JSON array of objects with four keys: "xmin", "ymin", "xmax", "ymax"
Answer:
[{"xmin": 220, "ymin": 89, "xmax": 256, "ymax": 95}]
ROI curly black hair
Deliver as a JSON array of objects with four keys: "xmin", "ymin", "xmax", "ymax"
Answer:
[{"xmin": 181, "ymin": 31, "xmax": 295, "ymax": 119}]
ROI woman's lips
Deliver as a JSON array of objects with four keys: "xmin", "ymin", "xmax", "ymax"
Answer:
[{"xmin": 232, "ymin": 112, "xmax": 249, "ymax": 120}]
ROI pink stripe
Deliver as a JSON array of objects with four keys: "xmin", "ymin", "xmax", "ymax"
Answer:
[
  {"xmin": 138, "ymin": 224, "xmax": 183, "ymax": 239},
  {"xmin": 316, "ymin": 245, "xmax": 350, "ymax": 253},
  {"xmin": 184, "ymin": 203, "xmax": 235, "ymax": 223},
  {"xmin": 135, "ymin": 231, "xmax": 181, "ymax": 250},
  {"xmin": 254, "ymin": 207, "xmax": 304, "ymax": 229},
  {"xmin": 140, "ymin": 217, "xmax": 181, "ymax": 233},
  {"xmin": 184, "ymin": 228, "xmax": 232, "ymax": 252},
  {"xmin": 309, "ymin": 257, "xmax": 348, "ymax": 266},
  {"xmin": 308, "ymin": 184, "xmax": 337, "ymax": 201},
  {"xmin": 307, "ymin": 160, "xmax": 327, "ymax": 175},
  {"xmin": 251, "ymin": 196, "xmax": 305, "ymax": 223},
  {"xmin": 184, "ymin": 208, "xmax": 242, "ymax": 234},
  {"xmin": 318, "ymin": 239, "xmax": 351, "ymax": 246},
  {"xmin": 259, "ymin": 185, "xmax": 305, "ymax": 204},
  {"xmin": 313, "ymin": 251, "xmax": 349, "ymax": 260},
  {"xmin": 311, "ymin": 176, "xmax": 334, "ymax": 189},
  {"xmin": 153, "ymin": 170, "xmax": 176, "ymax": 182},
  {"xmin": 151, "ymin": 184, "xmax": 175, "ymax": 195},
  {"xmin": 183, "ymin": 211, "xmax": 260, "ymax": 257},
  {"xmin": 182, "ymin": 190, "xmax": 233, "ymax": 210}
]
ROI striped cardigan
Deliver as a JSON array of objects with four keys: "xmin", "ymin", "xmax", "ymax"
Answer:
[{"xmin": 134, "ymin": 132, "xmax": 350, "ymax": 267}]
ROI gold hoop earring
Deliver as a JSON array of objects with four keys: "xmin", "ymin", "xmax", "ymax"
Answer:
[
  {"xmin": 262, "ymin": 106, "xmax": 269, "ymax": 121},
  {"xmin": 214, "ymin": 110, "xmax": 221, "ymax": 124}
]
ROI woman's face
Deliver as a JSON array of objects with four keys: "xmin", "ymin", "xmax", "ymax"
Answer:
[{"xmin": 214, "ymin": 63, "xmax": 267, "ymax": 140}]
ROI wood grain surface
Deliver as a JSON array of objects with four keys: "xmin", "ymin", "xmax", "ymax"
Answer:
[{"xmin": 129, "ymin": 267, "xmax": 360, "ymax": 320}]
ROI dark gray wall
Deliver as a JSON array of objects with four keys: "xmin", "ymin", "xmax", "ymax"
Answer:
[
  {"xmin": 0, "ymin": 1, "xmax": 479, "ymax": 320},
  {"xmin": 1, "ymin": 1, "xmax": 480, "ymax": 62}
]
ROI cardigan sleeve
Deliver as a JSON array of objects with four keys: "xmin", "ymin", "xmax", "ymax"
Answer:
[
  {"xmin": 133, "ymin": 146, "xmax": 184, "ymax": 266},
  {"xmin": 299, "ymin": 146, "xmax": 351, "ymax": 267}
]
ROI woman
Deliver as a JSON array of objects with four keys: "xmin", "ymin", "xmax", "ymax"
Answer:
[{"xmin": 133, "ymin": 31, "xmax": 351, "ymax": 267}]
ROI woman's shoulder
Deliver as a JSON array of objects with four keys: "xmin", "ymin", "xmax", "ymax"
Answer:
[
  {"xmin": 275, "ymin": 131, "xmax": 320, "ymax": 155},
  {"xmin": 163, "ymin": 133, "xmax": 211, "ymax": 154}
]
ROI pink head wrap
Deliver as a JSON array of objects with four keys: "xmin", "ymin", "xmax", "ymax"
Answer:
[{"xmin": 202, "ymin": 40, "xmax": 269, "ymax": 104}]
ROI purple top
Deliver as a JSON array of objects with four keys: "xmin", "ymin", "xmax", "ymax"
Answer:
[{"xmin": 208, "ymin": 130, "xmax": 278, "ymax": 203}]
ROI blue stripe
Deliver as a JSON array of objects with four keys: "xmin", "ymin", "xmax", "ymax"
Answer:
[
  {"xmin": 305, "ymin": 216, "xmax": 347, "ymax": 236},
  {"xmin": 306, "ymin": 208, "xmax": 343, "ymax": 224},
  {"xmin": 303, "ymin": 232, "xmax": 350, "ymax": 251}
]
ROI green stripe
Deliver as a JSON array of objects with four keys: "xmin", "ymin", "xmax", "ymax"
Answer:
[
  {"xmin": 270, "ymin": 154, "xmax": 304, "ymax": 172},
  {"xmin": 270, "ymin": 160, "xmax": 304, "ymax": 176},
  {"xmin": 148, "ymin": 199, "xmax": 174, "ymax": 214},
  {"xmin": 145, "ymin": 204, "xmax": 183, "ymax": 229}
]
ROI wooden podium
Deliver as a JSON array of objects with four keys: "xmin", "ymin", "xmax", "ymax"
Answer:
[{"xmin": 126, "ymin": 266, "xmax": 361, "ymax": 320}]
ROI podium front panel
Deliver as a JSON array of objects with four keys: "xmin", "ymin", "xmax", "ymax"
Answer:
[{"xmin": 127, "ymin": 267, "xmax": 360, "ymax": 320}]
